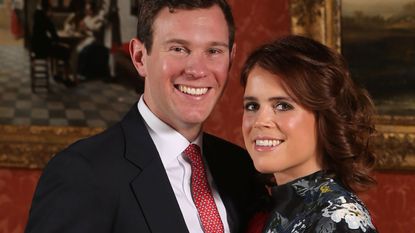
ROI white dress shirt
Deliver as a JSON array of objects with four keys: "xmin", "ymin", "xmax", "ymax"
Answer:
[{"xmin": 137, "ymin": 96, "xmax": 230, "ymax": 233}]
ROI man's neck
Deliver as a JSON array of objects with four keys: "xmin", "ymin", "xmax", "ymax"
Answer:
[
  {"xmin": 138, "ymin": 96, "xmax": 203, "ymax": 142},
  {"xmin": 178, "ymin": 126, "xmax": 202, "ymax": 143}
]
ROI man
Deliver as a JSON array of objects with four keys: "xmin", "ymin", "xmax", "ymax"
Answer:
[
  {"xmin": 25, "ymin": 0, "xmax": 265, "ymax": 232},
  {"xmin": 31, "ymin": 0, "xmax": 74, "ymax": 86}
]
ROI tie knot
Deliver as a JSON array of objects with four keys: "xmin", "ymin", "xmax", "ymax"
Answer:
[{"xmin": 184, "ymin": 144, "xmax": 202, "ymax": 165}]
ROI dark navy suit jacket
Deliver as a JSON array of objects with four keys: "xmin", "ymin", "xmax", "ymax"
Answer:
[{"xmin": 25, "ymin": 104, "xmax": 265, "ymax": 233}]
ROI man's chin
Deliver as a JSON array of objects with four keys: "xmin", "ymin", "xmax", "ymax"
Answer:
[
  {"xmin": 181, "ymin": 115, "xmax": 209, "ymax": 126},
  {"xmin": 179, "ymin": 106, "xmax": 213, "ymax": 120}
]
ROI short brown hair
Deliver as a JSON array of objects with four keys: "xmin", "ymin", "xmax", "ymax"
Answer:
[
  {"xmin": 136, "ymin": 0, "xmax": 235, "ymax": 53},
  {"xmin": 241, "ymin": 35, "xmax": 376, "ymax": 192}
]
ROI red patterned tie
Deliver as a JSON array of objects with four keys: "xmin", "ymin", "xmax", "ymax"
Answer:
[{"xmin": 184, "ymin": 144, "xmax": 224, "ymax": 233}]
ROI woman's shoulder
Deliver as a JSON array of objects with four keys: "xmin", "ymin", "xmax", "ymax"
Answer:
[{"xmin": 312, "ymin": 179, "xmax": 377, "ymax": 232}]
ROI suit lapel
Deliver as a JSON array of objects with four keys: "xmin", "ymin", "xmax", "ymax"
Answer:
[
  {"xmin": 203, "ymin": 134, "xmax": 238, "ymax": 233},
  {"xmin": 121, "ymin": 105, "xmax": 189, "ymax": 233}
]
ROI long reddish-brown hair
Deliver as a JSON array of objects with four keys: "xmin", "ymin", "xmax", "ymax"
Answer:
[{"xmin": 241, "ymin": 35, "xmax": 376, "ymax": 192}]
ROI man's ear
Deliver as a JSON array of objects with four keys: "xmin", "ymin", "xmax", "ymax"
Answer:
[
  {"xmin": 229, "ymin": 43, "xmax": 236, "ymax": 70},
  {"xmin": 129, "ymin": 38, "xmax": 147, "ymax": 78}
]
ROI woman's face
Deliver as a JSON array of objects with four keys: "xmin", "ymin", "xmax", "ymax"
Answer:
[
  {"xmin": 85, "ymin": 3, "xmax": 93, "ymax": 15},
  {"xmin": 242, "ymin": 66, "xmax": 321, "ymax": 185}
]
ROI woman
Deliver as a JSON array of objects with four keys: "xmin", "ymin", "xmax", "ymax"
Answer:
[
  {"xmin": 241, "ymin": 35, "xmax": 378, "ymax": 233},
  {"xmin": 72, "ymin": 1, "xmax": 112, "ymax": 79}
]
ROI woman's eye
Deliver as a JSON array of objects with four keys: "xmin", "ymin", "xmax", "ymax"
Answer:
[
  {"xmin": 275, "ymin": 102, "xmax": 293, "ymax": 111},
  {"xmin": 244, "ymin": 102, "xmax": 259, "ymax": 111}
]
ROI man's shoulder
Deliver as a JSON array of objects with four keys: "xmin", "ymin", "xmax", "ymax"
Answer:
[
  {"xmin": 49, "ymin": 123, "xmax": 128, "ymax": 168},
  {"xmin": 203, "ymin": 133, "xmax": 246, "ymax": 154},
  {"xmin": 203, "ymin": 133, "xmax": 251, "ymax": 169},
  {"xmin": 69, "ymin": 123, "xmax": 124, "ymax": 153}
]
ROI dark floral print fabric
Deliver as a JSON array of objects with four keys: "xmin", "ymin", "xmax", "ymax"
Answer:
[{"xmin": 262, "ymin": 171, "xmax": 377, "ymax": 233}]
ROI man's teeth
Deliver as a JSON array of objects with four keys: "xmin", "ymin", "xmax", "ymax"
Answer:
[
  {"xmin": 255, "ymin": 139, "xmax": 283, "ymax": 147},
  {"xmin": 178, "ymin": 85, "xmax": 208, "ymax": 96}
]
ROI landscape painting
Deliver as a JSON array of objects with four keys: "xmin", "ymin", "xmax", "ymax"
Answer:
[
  {"xmin": 290, "ymin": 0, "xmax": 415, "ymax": 170},
  {"xmin": 342, "ymin": 0, "xmax": 415, "ymax": 117}
]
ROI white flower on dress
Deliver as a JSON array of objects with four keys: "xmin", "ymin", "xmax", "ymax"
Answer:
[
  {"xmin": 322, "ymin": 196, "xmax": 375, "ymax": 232},
  {"xmin": 291, "ymin": 219, "xmax": 306, "ymax": 233}
]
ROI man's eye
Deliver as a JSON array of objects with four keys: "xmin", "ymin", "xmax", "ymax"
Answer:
[
  {"xmin": 170, "ymin": 46, "xmax": 188, "ymax": 54},
  {"xmin": 244, "ymin": 102, "xmax": 259, "ymax": 111},
  {"xmin": 275, "ymin": 102, "xmax": 293, "ymax": 111},
  {"xmin": 208, "ymin": 48, "xmax": 223, "ymax": 55}
]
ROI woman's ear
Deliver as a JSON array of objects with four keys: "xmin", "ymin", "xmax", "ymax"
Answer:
[{"xmin": 129, "ymin": 38, "xmax": 147, "ymax": 77}]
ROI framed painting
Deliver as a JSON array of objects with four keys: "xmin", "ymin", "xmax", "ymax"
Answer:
[
  {"xmin": 290, "ymin": 0, "xmax": 415, "ymax": 170},
  {"xmin": 0, "ymin": 0, "xmax": 139, "ymax": 169}
]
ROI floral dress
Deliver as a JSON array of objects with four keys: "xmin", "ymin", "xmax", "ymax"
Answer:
[{"xmin": 262, "ymin": 171, "xmax": 377, "ymax": 233}]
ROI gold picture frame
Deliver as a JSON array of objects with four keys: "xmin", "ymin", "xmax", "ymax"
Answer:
[
  {"xmin": 289, "ymin": 0, "xmax": 415, "ymax": 170},
  {"xmin": 0, "ymin": 125, "xmax": 103, "ymax": 169}
]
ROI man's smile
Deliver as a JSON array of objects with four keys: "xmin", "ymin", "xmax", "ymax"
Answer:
[{"xmin": 176, "ymin": 84, "xmax": 209, "ymax": 96}]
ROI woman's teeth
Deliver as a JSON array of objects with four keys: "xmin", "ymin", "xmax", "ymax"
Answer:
[
  {"xmin": 255, "ymin": 139, "xmax": 283, "ymax": 147},
  {"xmin": 178, "ymin": 85, "xmax": 208, "ymax": 96}
]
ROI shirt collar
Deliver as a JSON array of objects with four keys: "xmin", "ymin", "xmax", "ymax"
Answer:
[{"xmin": 137, "ymin": 96, "xmax": 203, "ymax": 164}]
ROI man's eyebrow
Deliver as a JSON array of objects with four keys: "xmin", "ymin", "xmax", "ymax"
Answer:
[
  {"xmin": 164, "ymin": 39, "xmax": 189, "ymax": 45},
  {"xmin": 164, "ymin": 39, "xmax": 228, "ymax": 48},
  {"xmin": 210, "ymin": 41, "xmax": 229, "ymax": 48}
]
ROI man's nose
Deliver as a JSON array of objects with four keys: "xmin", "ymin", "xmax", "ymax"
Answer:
[{"xmin": 184, "ymin": 52, "xmax": 208, "ymax": 78}]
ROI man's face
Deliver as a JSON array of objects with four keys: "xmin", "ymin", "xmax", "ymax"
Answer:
[{"xmin": 131, "ymin": 5, "xmax": 234, "ymax": 140}]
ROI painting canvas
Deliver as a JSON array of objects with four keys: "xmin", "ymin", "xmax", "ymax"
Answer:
[
  {"xmin": 342, "ymin": 0, "xmax": 415, "ymax": 117},
  {"xmin": 0, "ymin": 0, "xmax": 141, "ymax": 168},
  {"xmin": 290, "ymin": 0, "xmax": 415, "ymax": 170}
]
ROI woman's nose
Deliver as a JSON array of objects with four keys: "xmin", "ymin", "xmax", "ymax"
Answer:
[{"xmin": 253, "ymin": 107, "xmax": 276, "ymax": 128}]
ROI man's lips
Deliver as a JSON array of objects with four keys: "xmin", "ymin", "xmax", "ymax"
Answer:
[{"xmin": 175, "ymin": 84, "xmax": 209, "ymax": 96}]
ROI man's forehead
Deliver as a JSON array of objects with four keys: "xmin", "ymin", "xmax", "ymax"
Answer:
[
  {"xmin": 151, "ymin": 5, "xmax": 229, "ymax": 44},
  {"xmin": 152, "ymin": 5, "xmax": 227, "ymax": 27}
]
